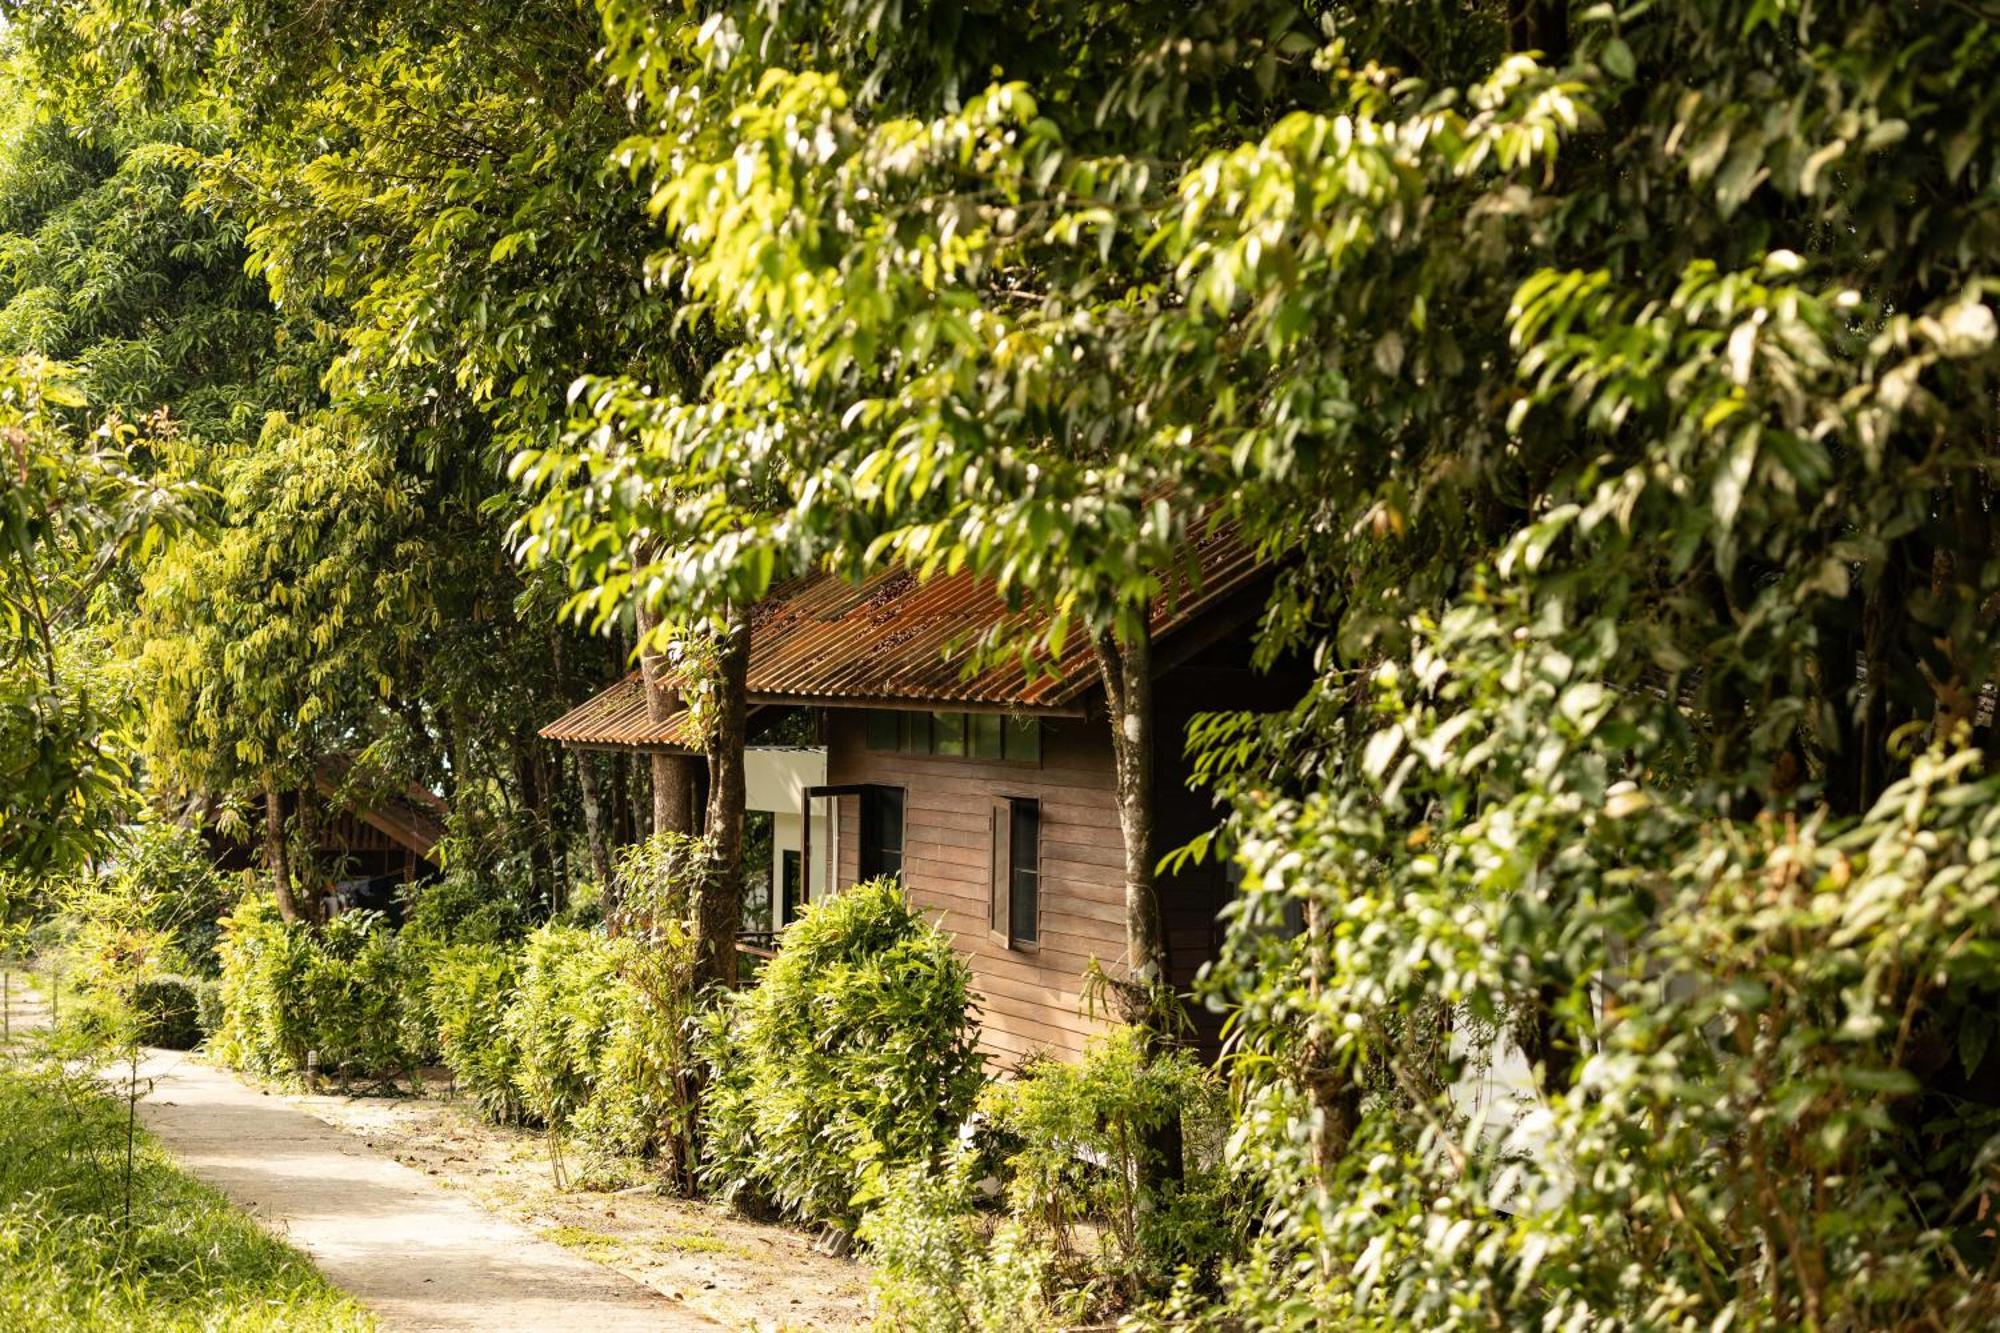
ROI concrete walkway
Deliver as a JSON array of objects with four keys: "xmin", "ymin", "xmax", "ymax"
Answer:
[
  {"xmin": 132, "ymin": 1049, "xmax": 716, "ymax": 1331},
  {"xmin": 3, "ymin": 974, "xmax": 712, "ymax": 1331}
]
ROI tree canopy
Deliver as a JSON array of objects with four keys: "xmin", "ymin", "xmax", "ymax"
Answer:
[{"xmin": 2, "ymin": 0, "xmax": 1999, "ymax": 1325}]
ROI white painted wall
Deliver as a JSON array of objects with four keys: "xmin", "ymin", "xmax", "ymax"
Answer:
[{"xmin": 744, "ymin": 748, "xmax": 828, "ymax": 927}]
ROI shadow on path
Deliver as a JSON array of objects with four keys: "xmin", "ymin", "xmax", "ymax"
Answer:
[{"xmin": 134, "ymin": 1048, "xmax": 715, "ymax": 1331}]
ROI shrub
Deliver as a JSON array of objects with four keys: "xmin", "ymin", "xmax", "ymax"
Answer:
[
  {"xmin": 212, "ymin": 895, "xmax": 427, "ymax": 1080},
  {"xmin": 113, "ymin": 822, "xmax": 234, "ymax": 977},
  {"xmin": 401, "ymin": 867, "xmax": 525, "ymax": 947},
  {"xmin": 130, "ymin": 976, "xmax": 201, "ymax": 1050},
  {"xmin": 211, "ymin": 895, "xmax": 310, "ymax": 1075},
  {"xmin": 505, "ymin": 924, "xmax": 623, "ymax": 1133},
  {"xmin": 192, "ymin": 977, "xmax": 224, "ymax": 1040},
  {"xmin": 425, "ymin": 943, "xmax": 524, "ymax": 1123},
  {"xmin": 698, "ymin": 878, "xmax": 985, "ymax": 1230},
  {"xmin": 979, "ymin": 1027, "xmax": 1240, "ymax": 1305},
  {"xmin": 500, "ymin": 913, "xmax": 700, "ymax": 1188},
  {"xmin": 857, "ymin": 1150, "xmax": 1076, "ymax": 1333}
]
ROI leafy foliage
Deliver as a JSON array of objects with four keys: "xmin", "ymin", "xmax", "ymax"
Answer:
[
  {"xmin": 857, "ymin": 1149, "xmax": 1075, "ymax": 1333},
  {"xmin": 698, "ymin": 878, "xmax": 984, "ymax": 1231},
  {"xmin": 423, "ymin": 942, "xmax": 523, "ymax": 1124},
  {"xmin": 979, "ymin": 1028, "xmax": 1238, "ymax": 1306},
  {"xmin": 0, "ymin": 1061, "xmax": 371, "ymax": 1330},
  {"xmin": 211, "ymin": 896, "xmax": 428, "ymax": 1080}
]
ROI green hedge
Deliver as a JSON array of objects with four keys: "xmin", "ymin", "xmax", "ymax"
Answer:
[
  {"xmin": 212, "ymin": 897, "xmax": 428, "ymax": 1080},
  {"xmin": 131, "ymin": 976, "xmax": 201, "ymax": 1050},
  {"xmin": 425, "ymin": 942, "xmax": 523, "ymax": 1122},
  {"xmin": 698, "ymin": 878, "xmax": 985, "ymax": 1230}
]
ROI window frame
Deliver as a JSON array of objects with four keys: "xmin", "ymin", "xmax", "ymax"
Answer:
[
  {"xmin": 990, "ymin": 795, "xmax": 1041, "ymax": 952},
  {"xmin": 863, "ymin": 709, "xmax": 1043, "ymax": 764}
]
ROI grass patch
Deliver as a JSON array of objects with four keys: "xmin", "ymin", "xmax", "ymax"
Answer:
[
  {"xmin": 542, "ymin": 1224, "xmax": 625, "ymax": 1262},
  {"xmin": 0, "ymin": 1057, "xmax": 372, "ymax": 1331},
  {"xmin": 658, "ymin": 1231, "xmax": 752, "ymax": 1259}
]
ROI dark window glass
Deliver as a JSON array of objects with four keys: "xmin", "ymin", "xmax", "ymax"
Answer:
[
  {"xmin": 860, "ymin": 786, "xmax": 905, "ymax": 881},
  {"xmin": 866, "ymin": 710, "xmax": 900, "ymax": 751},
  {"xmin": 1009, "ymin": 800, "xmax": 1039, "ymax": 946},
  {"xmin": 932, "ymin": 711, "xmax": 966, "ymax": 756},
  {"xmin": 781, "ymin": 850, "xmax": 804, "ymax": 926},
  {"xmin": 904, "ymin": 712, "xmax": 932, "ymax": 754},
  {"xmin": 1003, "ymin": 716, "xmax": 1042, "ymax": 763},
  {"xmin": 969, "ymin": 713, "xmax": 1003, "ymax": 759}
]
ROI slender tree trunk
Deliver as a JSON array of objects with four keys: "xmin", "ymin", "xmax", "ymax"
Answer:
[
  {"xmin": 577, "ymin": 750, "xmax": 616, "ymax": 897},
  {"xmin": 263, "ymin": 775, "xmax": 306, "ymax": 924},
  {"xmin": 1301, "ymin": 895, "xmax": 1363, "ymax": 1174},
  {"xmin": 1092, "ymin": 625, "xmax": 1172, "ymax": 1023},
  {"xmin": 512, "ymin": 733, "xmax": 559, "ymax": 917},
  {"xmin": 694, "ymin": 610, "xmax": 751, "ymax": 992},
  {"xmin": 1092, "ymin": 624, "xmax": 1184, "ymax": 1187},
  {"xmin": 637, "ymin": 607, "xmax": 700, "ymax": 836},
  {"xmin": 611, "ymin": 751, "xmax": 634, "ymax": 849},
  {"xmin": 1508, "ymin": 0, "xmax": 1569, "ymax": 60}
]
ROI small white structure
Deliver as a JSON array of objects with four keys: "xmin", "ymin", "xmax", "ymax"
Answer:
[{"xmin": 745, "ymin": 746, "xmax": 828, "ymax": 925}]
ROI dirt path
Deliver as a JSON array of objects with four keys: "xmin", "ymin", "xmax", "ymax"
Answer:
[
  {"xmin": 133, "ymin": 1047, "xmax": 717, "ymax": 1332},
  {"xmin": 285, "ymin": 1084, "xmax": 871, "ymax": 1330},
  {"xmin": 4, "ymin": 969, "xmax": 868, "ymax": 1330}
]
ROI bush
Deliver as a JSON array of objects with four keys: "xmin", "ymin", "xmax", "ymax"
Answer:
[
  {"xmin": 113, "ymin": 822, "xmax": 234, "ymax": 978},
  {"xmin": 978, "ymin": 1027, "xmax": 1240, "ymax": 1307},
  {"xmin": 425, "ymin": 943, "xmax": 524, "ymax": 1123},
  {"xmin": 501, "ymin": 915, "xmax": 700, "ymax": 1188},
  {"xmin": 857, "ymin": 1151, "xmax": 1076, "ymax": 1333},
  {"xmin": 212, "ymin": 895, "xmax": 428, "ymax": 1080},
  {"xmin": 698, "ymin": 878, "xmax": 985, "ymax": 1230},
  {"xmin": 505, "ymin": 924, "xmax": 623, "ymax": 1133},
  {"xmin": 192, "ymin": 977, "xmax": 224, "ymax": 1040},
  {"xmin": 130, "ymin": 976, "xmax": 201, "ymax": 1050},
  {"xmin": 401, "ymin": 867, "xmax": 525, "ymax": 947}
]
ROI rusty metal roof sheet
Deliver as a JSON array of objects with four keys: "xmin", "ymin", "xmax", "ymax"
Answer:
[
  {"xmin": 542, "ymin": 522, "xmax": 1266, "ymax": 747},
  {"xmin": 541, "ymin": 675, "xmax": 703, "ymax": 751}
]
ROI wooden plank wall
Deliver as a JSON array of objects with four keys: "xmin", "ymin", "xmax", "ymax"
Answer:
[{"xmin": 826, "ymin": 711, "xmax": 1126, "ymax": 1066}]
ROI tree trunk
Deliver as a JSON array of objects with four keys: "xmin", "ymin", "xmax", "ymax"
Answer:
[
  {"xmin": 637, "ymin": 607, "xmax": 700, "ymax": 836},
  {"xmin": 263, "ymin": 776, "xmax": 306, "ymax": 925},
  {"xmin": 1301, "ymin": 895, "xmax": 1363, "ymax": 1174},
  {"xmin": 1092, "ymin": 625, "xmax": 1173, "ymax": 1024},
  {"xmin": 693, "ymin": 609, "xmax": 752, "ymax": 993},
  {"xmin": 1091, "ymin": 624, "xmax": 1184, "ymax": 1187},
  {"xmin": 512, "ymin": 733, "xmax": 559, "ymax": 917},
  {"xmin": 611, "ymin": 751, "xmax": 634, "ymax": 849},
  {"xmin": 577, "ymin": 750, "xmax": 616, "ymax": 900},
  {"xmin": 1507, "ymin": 0, "xmax": 1569, "ymax": 60}
]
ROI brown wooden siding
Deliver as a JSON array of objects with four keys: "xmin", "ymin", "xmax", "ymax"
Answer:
[{"xmin": 825, "ymin": 712, "xmax": 1126, "ymax": 1065}]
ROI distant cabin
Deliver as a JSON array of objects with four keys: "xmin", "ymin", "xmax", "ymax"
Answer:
[{"xmin": 201, "ymin": 755, "xmax": 446, "ymax": 922}]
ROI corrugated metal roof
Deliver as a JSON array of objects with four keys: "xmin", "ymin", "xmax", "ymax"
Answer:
[
  {"xmin": 541, "ymin": 674, "xmax": 703, "ymax": 751},
  {"xmin": 542, "ymin": 522, "xmax": 1265, "ymax": 748}
]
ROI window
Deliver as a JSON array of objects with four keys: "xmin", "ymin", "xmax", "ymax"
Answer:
[
  {"xmin": 780, "ymin": 849, "xmax": 803, "ymax": 926},
  {"xmin": 990, "ymin": 796, "xmax": 1040, "ymax": 949},
  {"xmin": 865, "ymin": 710, "xmax": 1042, "ymax": 762},
  {"xmin": 860, "ymin": 786, "xmax": 905, "ymax": 881}
]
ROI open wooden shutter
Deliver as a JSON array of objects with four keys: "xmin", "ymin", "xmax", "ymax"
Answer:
[{"xmin": 989, "ymin": 795, "xmax": 1012, "ymax": 938}]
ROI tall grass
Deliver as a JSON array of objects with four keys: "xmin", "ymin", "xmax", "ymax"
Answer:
[{"xmin": 0, "ymin": 1058, "xmax": 373, "ymax": 1331}]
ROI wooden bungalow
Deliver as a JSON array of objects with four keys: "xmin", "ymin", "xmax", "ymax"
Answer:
[
  {"xmin": 201, "ymin": 755, "xmax": 447, "ymax": 919},
  {"xmin": 545, "ymin": 526, "xmax": 1301, "ymax": 1064}
]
